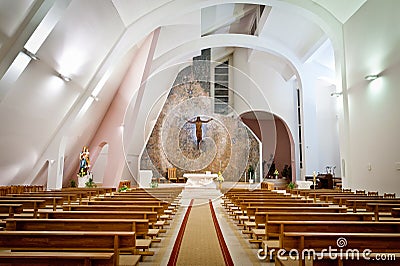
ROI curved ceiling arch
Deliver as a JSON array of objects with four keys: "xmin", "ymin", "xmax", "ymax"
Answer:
[
  {"xmin": 93, "ymin": 0, "xmax": 342, "ymax": 99},
  {"xmin": 149, "ymin": 33, "xmax": 304, "ymax": 92}
]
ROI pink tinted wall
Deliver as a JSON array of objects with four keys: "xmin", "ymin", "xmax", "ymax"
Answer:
[
  {"xmin": 242, "ymin": 114, "xmax": 292, "ymax": 180},
  {"xmin": 87, "ymin": 29, "xmax": 160, "ymax": 187}
]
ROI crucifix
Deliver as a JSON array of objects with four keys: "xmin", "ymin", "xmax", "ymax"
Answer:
[{"xmin": 187, "ymin": 116, "xmax": 213, "ymax": 149}]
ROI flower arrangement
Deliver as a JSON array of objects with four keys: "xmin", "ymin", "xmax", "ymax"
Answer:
[
  {"xmin": 274, "ymin": 169, "xmax": 279, "ymax": 177},
  {"xmin": 217, "ymin": 171, "xmax": 224, "ymax": 183},
  {"xmin": 150, "ymin": 181, "xmax": 159, "ymax": 188},
  {"xmin": 118, "ymin": 185, "xmax": 128, "ymax": 192}
]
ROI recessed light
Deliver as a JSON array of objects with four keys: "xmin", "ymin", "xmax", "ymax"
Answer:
[
  {"xmin": 21, "ymin": 48, "xmax": 39, "ymax": 61},
  {"xmin": 364, "ymin": 74, "xmax": 379, "ymax": 81},
  {"xmin": 58, "ymin": 73, "xmax": 71, "ymax": 82},
  {"xmin": 330, "ymin": 92, "xmax": 342, "ymax": 97}
]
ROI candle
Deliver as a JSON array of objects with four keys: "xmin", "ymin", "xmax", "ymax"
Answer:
[{"xmin": 313, "ymin": 171, "xmax": 316, "ymax": 190}]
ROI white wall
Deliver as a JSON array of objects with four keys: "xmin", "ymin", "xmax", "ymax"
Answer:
[
  {"xmin": 343, "ymin": 0, "xmax": 400, "ymax": 194},
  {"xmin": 232, "ymin": 48, "xmax": 300, "ymax": 176},
  {"xmin": 232, "ymin": 47, "xmax": 342, "ymax": 180},
  {"xmin": 315, "ymin": 79, "xmax": 341, "ymax": 175}
]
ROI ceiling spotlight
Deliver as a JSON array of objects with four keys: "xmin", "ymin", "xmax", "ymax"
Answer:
[
  {"xmin": 58, "ymin": 73, "xmax": 71, "ymax": 82},
  {"xmin": 330, "ymin": 92, "xmax": 343, "ymax": 97},
  {"xmin": 22, "ymin": 48, "xmax": 39, "ymax": 61},
  {"xmin": 364, "ymin": 74, "xmax": 379, "ymax": 81}
]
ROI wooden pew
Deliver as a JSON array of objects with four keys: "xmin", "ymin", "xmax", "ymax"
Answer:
[
  {"xmin": 0, "ymin": 203, "xmax": 23, "ymax": 217},
  {"xmin": 392, "ymin": 208, "xmax": 400, "ymax": 218},
  {"xmin": 5, "ymin": 218, "xmax": 148, "ymax": 238},
  {"xmin": 0, "ymin": 199, "xmax": 46, "ymax": 218},
  {"xmin": 366, "ymin": 202, "xmax": 400, "ymax": 220},
  {"xmin": 279, "ymin": 232, "xmax": 400, "ymax": 266},
  {"xmin": 225, "ymin": 195, "xmax": 295, "ymax": 215},
  {"xmin": 0, "ymin": 231, "xmax": 137, "ymax": 265},
  {"xmin": 8, "ymin": 193, "xmax": 78, "ymax": 205},
  {"xmin": 5, "ymin": 218, "xmax": 153, "ymax": 257},
  {"xmin": 0, "ymin": 251, "xmax": 115, "ymax": 266},
  {"xmin": 62, "ymin": 187, "xmax": 116, "ymax": 197},
  {"xmin": 249, "ymin": 211, "xmax": 373, "ymax": 248},
  {"xmin": 292, "ymin": 189, "xmax": 346, "ymax": 198},
  {"xmin": 96, "ymin": 196, "xmax": 173, "ymax": 202},
  {"xmin": 0, "ymin": 196, "xmax": 64, "ymax": 211},
  {"xmin": 238, "ymin": 202, "xmax": 332, "ymax": 230},
  {"xmin": 306, "ymin": 191, "xmax": 354, "ymax": 202},
  {"xmin": 85, "ymin": 200, "xmax": 169, "ymax": 210},
  {"xmin": 265, "ymin": 220, "xmax": 400, "ymax": 241},
  {"xmin": 102, "ymin": 195, "xmax": 175, "ymax": 203},
  {"xmin": 38, "ymin": 210, "xmax": 158, "ymax": 225},
  {"xmin": 241, "ymin": 202, "xmax": 329, "ymax": 211},
  {"xmin": 347, "ymin": 198, "xmax": 400, "ymax": 211},
  {"xmin": 331, "ymin": 196, "xmax": 384, "ymax": 208},
  {"xmin": 247, "ymin": 206, "xmax": 347, "ymax": 218},
  {"xmin": 62, "ymin": 204, "xmax": 165, "ymax": 216},
  {"xmin": 254, "ymin": 212, "xmax": 374, "ymax": 228},
  {"xmin": 319, "ymin": 193, "xmax": 375, "ymax": 203}
]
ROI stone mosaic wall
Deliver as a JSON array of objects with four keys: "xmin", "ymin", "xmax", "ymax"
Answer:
[{"xmin": 140, "ymin": 62, "xmax": 259, "ymax": 182}]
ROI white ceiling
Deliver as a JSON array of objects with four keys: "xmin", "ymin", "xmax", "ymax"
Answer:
[{"xmin": 312, "ymin": 0, "xmax": 367, "ymax": 23}]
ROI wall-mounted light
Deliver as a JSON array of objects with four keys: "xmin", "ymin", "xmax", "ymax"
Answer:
[
  {"xmin": 90, "ymin": 94, "xmax": 99, "ymax": 101},
  {"xmin": 330, "ymin": 92, "xmax": 343, "ymax": 97},
  {"xmin": 364, "ymin": 74, "xmax": 379, "ymax": 81},
  {"xmin": 58, "ymin": 73, "xmax": 71, "ymax": 82},
  {"xmin": 21, "ymin": 48, "xmax": 39, "ymax": 61}
]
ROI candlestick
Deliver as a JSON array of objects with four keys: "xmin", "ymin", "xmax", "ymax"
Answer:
[{"xmin": 313, "ymin": 171, "xmax": 316, "ymax": 190}]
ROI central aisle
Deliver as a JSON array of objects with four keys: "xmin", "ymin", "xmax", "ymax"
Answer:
[
  {"xmin": 175, "ymin": 199, "xmax": 226, "ymax": 265},
  {"xmin": 150, "ymin": 184, "xmax": 267, "ymax": 266}
]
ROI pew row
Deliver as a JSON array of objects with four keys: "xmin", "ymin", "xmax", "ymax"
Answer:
[
  {"xmin": 0, "ymin": 252, "xmax": 116, "ymax": 266},
  {"xmin": 0, "ymin": 231, "xmax": 138, "ymax": 265},
  {"xmin": 5, "ymin": 218, "xmax": 154, "ymax": 257},
  {"xmin": 0, "ymin": 203, "xmax": 23, "ymax": 217},
  {"xmin": 278, "ymin": 232, "xmax": 400, "ymax": 266}
]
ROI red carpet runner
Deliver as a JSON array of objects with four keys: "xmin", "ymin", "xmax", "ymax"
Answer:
[
  {"xmin": 209, "ymin": 199, "xmax": 234, "ymax": 266},
  {"xmin": 167, "ymin": 199, "xmax": 194, "ymax": 266}
]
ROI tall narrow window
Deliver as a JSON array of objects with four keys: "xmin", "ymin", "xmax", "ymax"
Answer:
[
  {"xmin": 214, "ymin": 60, "xmax": 229, "ymax": 114},
  {"xmin": 297, "ymin": 88, "xmax": 303, "ymax": 169}
]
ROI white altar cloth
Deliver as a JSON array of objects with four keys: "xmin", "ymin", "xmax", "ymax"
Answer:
[
  {"xmin": 296, "ymin": 180, "xmax": 313, "ymax": 189},
  {"xmin": 184, "ymin": 173, "xmax": 218, "ymax": 187}
]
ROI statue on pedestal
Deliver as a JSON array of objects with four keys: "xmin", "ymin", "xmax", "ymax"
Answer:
[{"xmin": 78, "ymin": 146, "xmax": 90, "ymax": 177}]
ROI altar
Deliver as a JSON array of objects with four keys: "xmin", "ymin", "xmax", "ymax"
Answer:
[{"xmin": 183, "ymin": 173, "xmax": 218, "ymax": 188}]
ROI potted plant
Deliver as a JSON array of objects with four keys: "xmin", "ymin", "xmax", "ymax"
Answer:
[
  {"xmin": 85, "ymin": 177, "xmax": 97, "ymax": 188},
  {"xmin": 118, "ymin": 185, "xmax": 129, "ymax": 192},
  {"xmin": 70, "ymin": 179, "xmax": 76, "ymax": 188},
  {"xmin": 150, "ymin": 181, "xmax": 158, "ymax": 188},
  {"xmin": 287, "ymin": 182, "xmax": 296, "ymax": 190}
]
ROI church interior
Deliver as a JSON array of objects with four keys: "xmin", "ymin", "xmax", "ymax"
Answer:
[{"xmin": 0, "ymin": 0, "xmax": 399, "ymax": 265}]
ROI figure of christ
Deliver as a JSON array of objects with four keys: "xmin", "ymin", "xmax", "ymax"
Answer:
[{"xmin": 187, "ymin": 116, "xmax": 213, "ymax": 148}]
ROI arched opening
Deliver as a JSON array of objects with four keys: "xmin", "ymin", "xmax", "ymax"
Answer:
[{"xmin": 240, "ymin": 110, "xmax": 295, "ymax": 182}]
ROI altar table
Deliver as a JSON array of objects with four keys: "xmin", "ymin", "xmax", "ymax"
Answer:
[{"xmin": 183, "ymin": 173, "xmax": 218, "ymax": 187}]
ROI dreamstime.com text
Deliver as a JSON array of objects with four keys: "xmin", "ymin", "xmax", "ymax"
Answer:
[{"xmin": 257, "ymin": 237, "xmax": 396, "ymax": 262}]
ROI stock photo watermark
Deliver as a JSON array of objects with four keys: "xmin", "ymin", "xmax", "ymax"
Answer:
[{"xmin": 257, "ymin": 237, "xmax": 396, "ymax": 262}]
